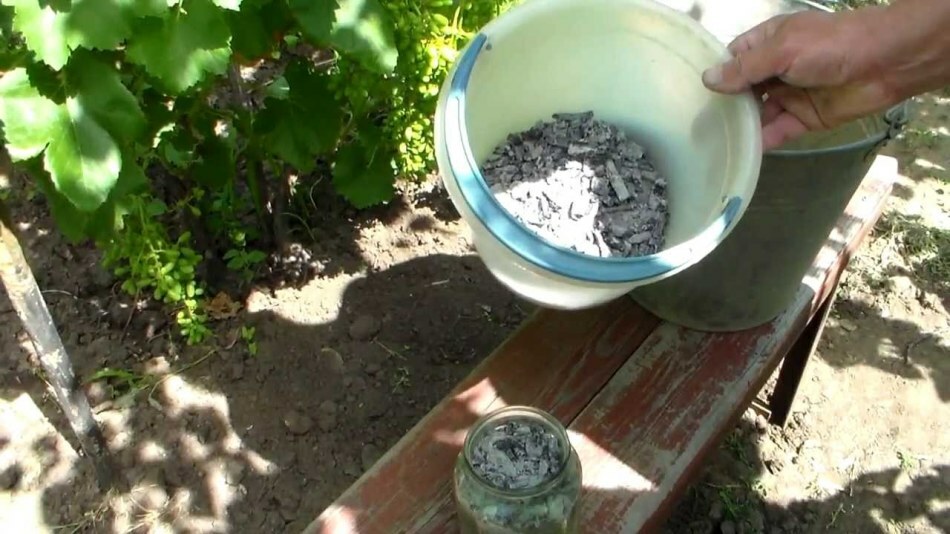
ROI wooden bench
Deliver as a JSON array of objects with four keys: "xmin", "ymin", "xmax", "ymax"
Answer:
[{"xmin": 304, "ymin": 155, "xmax": 898, "ymax": 534}]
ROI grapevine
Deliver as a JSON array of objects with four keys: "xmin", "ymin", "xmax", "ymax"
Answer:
[{"xmin": 0, "ymin": 0, "xmax": 519, "ymax": 344}]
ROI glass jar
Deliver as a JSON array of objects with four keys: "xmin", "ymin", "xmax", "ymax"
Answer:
[{"xmin": 453, "ymin": 406, "xmax": 582, "ymax": 533}]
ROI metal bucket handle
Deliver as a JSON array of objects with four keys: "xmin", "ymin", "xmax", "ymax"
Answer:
[{"xmin": 864, "ymin": 101, "xmax": 911, "ymax": 162}]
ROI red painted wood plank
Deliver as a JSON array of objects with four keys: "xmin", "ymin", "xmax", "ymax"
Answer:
[
  {"xmin": 571, "ymin": 157, "xmax": 896, "ymax": 533},
  {"xmin": 305, "ymin": 156, "xmax": 896, "ymax": 534},
  {"xmin": 305, "ymin": 298, "xmax": 660, "ymax": 533}
]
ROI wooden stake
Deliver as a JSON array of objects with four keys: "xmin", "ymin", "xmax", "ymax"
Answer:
[{"xmin": 0, "ymin": 153, "xmax": 115, "ymax": 489}]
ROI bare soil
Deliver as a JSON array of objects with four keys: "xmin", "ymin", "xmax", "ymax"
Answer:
[{"xmin": 0, "ymin": 92, "xmax": 948, "ymax": 534}]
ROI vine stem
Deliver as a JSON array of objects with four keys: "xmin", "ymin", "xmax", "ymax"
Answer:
[
  {"xmin": 0, "ymin": 150, "xmax": 116, "ymax": 490},
  {"xmin": 227, "ymin": 64, "xmax": 253, "ymax": 112},
  {"xmin": 273, "ymin": 164, "xmax": 293, "ymax": 250}
]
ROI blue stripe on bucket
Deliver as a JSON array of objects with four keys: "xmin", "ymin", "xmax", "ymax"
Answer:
[{"xmin": 443, "ymin": 32, "xmax": 743, "ymax": 284}]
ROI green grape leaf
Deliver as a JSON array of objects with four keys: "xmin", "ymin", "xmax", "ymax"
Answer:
[
  {"xmin": 254, "ymin": 61, "xmax": 342, "ymax": 172},
  {"xmin": 332, "ymin": 125, "xmax": 395, "ymax": 209},
  {"xmin": 127, "ymin": 0, "xmax": 231, "ymax": 94},
  {"xmin": 227, "ymin": 0, "xmax": 292, "ymax": 62},
  {"xmin": 24, "ymin": 154, "xmax": 142, "ymax": 242},
  {"xmin": 289, "ymin": 0, "xmax": 397, "ymax": 73},
  {"xmin": 1, "ymin": 0, "xmax": 155, "ymax": 70},
  {"xmin": 0, "ymin": 4, "xmax": 13, "ymax": 38},
  {"xmin": 264, "ymin": 75, "xmax": 289, "ymax": 100},
  {"xmin": 127, "ymin": 0, "xmax": 166, "ymax": 17},
  {"xmin": 43, "ymin": 98, "xmax": 123, "ymax": 211},
  {"xmin": 2, "ymin": 0, "xmax": 70, "ymax": 69},
  {"xmin": 26, "ymin": 157, "xmax": 88, "ymax": 242},
  {"xmin": 63, "ymin": 0, "xmax": 136, "ymax": 52},
  {"xmin": 155, "ymin": 124, "xmax": 198, "ymax": 169},
  {"xmin": 67, "ymin": 51, "xmax": 147, "ymax": 141},
  {"xmin": 191, "ymin": 133, "xmax": 235, "ymax": 190},
  {"xmin": 0, "ymin": 6, "xmax": 25, "ymax": 70},
  {"xmin": 86, "ymin": 157, "xmax": 149, "ymax": 240},
  {"xmin": 212, "ymin": 0, "xmax": 241, "ymax": 10},
  {"xmin": 0, "ymin": 69, "xmax": 60, "ymax": 160},
  {"xmin": 37, "ymin": 185, "xmax": 93, "ymax": 242}
]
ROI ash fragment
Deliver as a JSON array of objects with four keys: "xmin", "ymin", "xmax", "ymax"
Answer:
[
  {"xmin": 470, "ymin": 417, "xmax": 563, "ymax": 491},
  {"xmin": 481, "ymin": 111, "xmax": 669, "ymax": 257}
]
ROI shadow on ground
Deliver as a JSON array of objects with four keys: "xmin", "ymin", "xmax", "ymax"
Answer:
[
  {"xmin": 664, "ymin": 419, "xmax": 950, "ymax": 534},
  {"xmin": 0, "ymin": 137, "xmax": 947, "ymax": 533}
]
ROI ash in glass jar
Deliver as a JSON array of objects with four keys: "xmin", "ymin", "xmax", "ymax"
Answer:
[{"xmin": 453, "ymin": 406, "xmax": 582, "ymax": 533}]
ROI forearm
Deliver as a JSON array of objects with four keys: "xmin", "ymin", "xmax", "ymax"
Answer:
[{"xmin": 860, "ymin": 0, "xmax": 950, "ymax": 102}]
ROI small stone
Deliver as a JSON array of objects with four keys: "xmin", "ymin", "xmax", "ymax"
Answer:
[
  {"xmin": 283, "ymin": 411, "xmax": 313, "ymax": 435},
  {"xmin": 755, "ymin": 414, "xmax": 769, "ymax": 433},
  {"xmin": 318, "ymin": 348, "xmax": 345, "ymax": 374},
  {"xmin": 84, "ymin": 381, "xmax": 110, "ymax": 407},
  {"xmin": 107, "ymin": 301, "xmax": 132, "ymax": 326},
  {"xmin": 360, "ymin": 443, "xmax": 381, "ymax": 471},
  {"xmin": 274, "ymin": 478, "xmax": 301, "ymax": 521},
  {"xmin": 349, "ymin": 315, "xmax": 381, "ymax": 341},
  {"xmin": 143, "ymin": 356, "xmax": 170, "ymax": 375},
  {"xmin": 765, "ymin": 456, "xmax": 785, "ymax": 474},
  {"xmin": 91, "ymin": 267, "xmax": 115, "ymax": 289},
  {"xmin": 319, "ymin": 400, "xmax": 337, "ymax": 415},
  {"xmin": 230, "ymin": 361, "xmax": 245, "ymax": 381},
  {"xmin": 748, "ymin": 510, "xmax": 766, "ymax": 532},
  {"xmin": 260, "ymin": 511, "xmax": 286, "ymax": 531},
  {"xmin": 318, "ymin": 413, "xmax": 337, "ymax": 431},
  {"xmin": 275, "ymin": 449, "xmax": 297, "ymax": 469},
  {"xmin": 359, "ymin": 389, "xmax": 388, "ymax": 419},
  {"xmin": 137, "ymin": 486, "xmax": 168, "ymax": 511},
  {"xmin": 839, "ymin": 319, "xmax": 858, "ymax": 332},
  {"xmin": 342, "ymin": 459, "xmax": 362, "ymax": 478},
  {"xmin": 365, "ymin": 363, "xmax": 381, "ymax": 376},
  {"xmin": 279, "ymin": 506, "xmax": 297, "ymax": 522},
  {"xmin": 0, "ymin": 465, "xmax": 21, "ymax": 490},
  {"xmin": 721, "ymin": 520, "xmax": 737, "ymax": 534}
]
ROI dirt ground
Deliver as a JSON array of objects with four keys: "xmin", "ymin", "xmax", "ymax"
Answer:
[{"xmin": 0, "ymin": 92, "xmax": 947, "ymax": 534}]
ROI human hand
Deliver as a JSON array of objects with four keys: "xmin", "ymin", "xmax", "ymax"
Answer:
[{"xmin": 701, "ymin": 9, "xmax": 897, "ymax": 150}]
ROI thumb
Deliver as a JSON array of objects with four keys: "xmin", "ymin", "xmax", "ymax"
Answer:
[{"xmin": 702, "ymin": 22, "xmax": 788, "ymax": 94}]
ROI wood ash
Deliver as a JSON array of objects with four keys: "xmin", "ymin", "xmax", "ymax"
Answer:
[
  {"xmin": 469, "ymin": 417, "xmax": 564, "ymax": 491},
  {"xmin": 480, "ymin": 111, "xmax": 669, "ymax": 258}
]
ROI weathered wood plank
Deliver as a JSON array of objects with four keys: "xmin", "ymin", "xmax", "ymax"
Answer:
[
  {"xmin": 306, "ymin": 299, "xmax": 661, "ymax": 533},
  {"xmin": 571, "ymin": 156, "xmax": 896, "ymax": 533}
]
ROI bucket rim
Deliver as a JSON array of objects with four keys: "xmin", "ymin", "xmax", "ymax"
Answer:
[
  {"xmin": 435, "ymin": 2, "xmax": 763, "ymax": 285},
  {"xmin": 764, "ymin": 102, "xmax": 910, "ymax": 157}
]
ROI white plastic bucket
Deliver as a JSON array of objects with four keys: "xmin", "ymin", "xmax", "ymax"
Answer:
[{"xmin": 434, "ymin": 0, "xmax": 763, "ymax": 310}]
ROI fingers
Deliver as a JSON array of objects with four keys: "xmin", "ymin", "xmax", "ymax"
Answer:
[
  {"xmin": 760, "ymin": 97, "xmax": 784, "ymax": 125},
  {"xmin": 703, "ymin": 17, "xmax": 788, "ymax": 94},
  {"xmin": 761, "ymin": 112, "xmax": 808, "ymax": 151},
  {"xmin": 727, "ymin": 18, "xmax": 776, "ymax": 55},
  {"xmin": 703, "ymin": 46, "xmax": 787, "ymax": 94}
]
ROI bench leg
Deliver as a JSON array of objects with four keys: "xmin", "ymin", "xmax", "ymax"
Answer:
[{"xmin": 768, "ymin": 284, "xmax": 839, "ymax": 427}]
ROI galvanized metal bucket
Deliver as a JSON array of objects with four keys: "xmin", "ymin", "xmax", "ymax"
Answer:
[{"xmin": 630, "ymin": 0, "xmax": 910, "ymax": 331}]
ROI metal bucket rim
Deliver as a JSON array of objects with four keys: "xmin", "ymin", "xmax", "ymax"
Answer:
[{"xmin": 764, "ymin": 101, "xmax": 909, "ymax": 157}]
